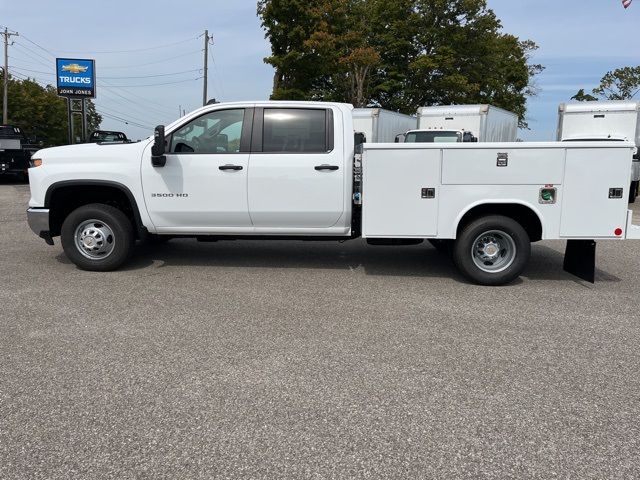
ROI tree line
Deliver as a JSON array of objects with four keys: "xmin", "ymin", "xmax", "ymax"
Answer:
[{"xmin": 258, "ymin": 0, "xmax": 544, "ymax": 128}]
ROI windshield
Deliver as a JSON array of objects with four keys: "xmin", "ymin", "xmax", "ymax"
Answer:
[
  {"xmin": 0, "ymin": 126, "xmax": 22, "ymax": 138},
  {"xmin": 404, "ymin": 131, "xmax": 462, "ymax": 143},
  {"xmin": 92, "ymin": 132, "xmax": 127, "ymax": 142}
]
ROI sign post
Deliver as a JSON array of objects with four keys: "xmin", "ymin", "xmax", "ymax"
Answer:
[{"xmin": 55, "ymin": 58, "xmax": 96, "ymax": 144}]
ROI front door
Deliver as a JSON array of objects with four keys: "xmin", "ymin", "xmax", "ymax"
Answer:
[
  {"xmin": 141, "ymin": 108, "xmax": 253, "ymax": 231},
  {"xmin": 247, "ymin": 107, "xmax": 345, "ymax": 228}
]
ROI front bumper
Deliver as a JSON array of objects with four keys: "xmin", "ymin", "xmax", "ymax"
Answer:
[{"xmin": 27, "ymin": 208, "xmax": 54, "ymax": 245}]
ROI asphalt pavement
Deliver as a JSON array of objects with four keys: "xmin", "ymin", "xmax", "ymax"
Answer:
[{"xmin": 1, "ymin": 181, "xmax": 639, "ymax": 479}]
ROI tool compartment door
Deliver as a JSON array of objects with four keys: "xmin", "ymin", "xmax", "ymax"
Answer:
[
  {"xmin": 560, "ymin": 147, "xmax": 631, "ymax": 237},
  {"xmin": 362, "ymin": 147, "xmax": 440, "ymax": 237}
]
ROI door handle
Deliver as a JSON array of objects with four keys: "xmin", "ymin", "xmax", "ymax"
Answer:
[
  {"xmin": 219, "ymin": 164, "xmax": 243, "ymax": 171},
  {"xmin": 315, "ymin": 165, "xmax": 339, "ymax": 171}
]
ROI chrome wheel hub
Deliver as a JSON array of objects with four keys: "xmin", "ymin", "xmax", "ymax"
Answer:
[
  {"xmin": 74, "ymin": 219, "xmax": 115, "ymax": 260},
  {"xmin": 472, "ymin": 230, "xmax": 516, "ymax": 273}
]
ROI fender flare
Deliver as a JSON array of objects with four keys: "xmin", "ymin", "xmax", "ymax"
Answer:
[
  {"xmin": 453, "ymin": 200, "xmax": 545, "ymax": 240},
  {"xmin": 44, "ymin": 179, "xmax": 147, "ymax": 236}
]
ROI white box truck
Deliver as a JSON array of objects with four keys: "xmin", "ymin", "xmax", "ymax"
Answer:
[
  {"xmin": 403, "ymin": 104, "xmax": 518, "ymax": 143},
  {"xmin": 352, "ymin": 108, "xmax": 416, "ymax": 143},
  {"xmin": 557, "ymin": 101, "xmax": 640, "ymax": 202},
  {"xmin": 26, "ymin": 101, "xmax": 640, "ymax": 285}
]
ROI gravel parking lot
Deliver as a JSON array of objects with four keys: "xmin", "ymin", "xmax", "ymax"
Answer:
[{"xmin": 1, "ymin": 181, "xmax": 639, "ymax": 479}]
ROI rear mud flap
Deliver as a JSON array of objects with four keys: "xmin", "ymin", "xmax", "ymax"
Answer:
[{"xmin": 563, "ymin": 240, "xmax": 596, "ymax": 283}]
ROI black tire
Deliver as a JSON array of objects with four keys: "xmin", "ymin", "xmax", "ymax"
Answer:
[
  {"xmin": 428, "ymin": 239, "xmax": 453, "ymax": 256},
  {"xmin": 16, "ymin": 171, "xmax": 28, "ymax": 183},
  {"xmin": 61, "ymin": 203, "xmax": 135, "ymax": 271},
  {"xmin": 453, "ymin": 215, "xmax": 530, "ymax": 286}
]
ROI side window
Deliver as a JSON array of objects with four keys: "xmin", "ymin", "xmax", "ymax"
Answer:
[
  {"xmin": 263, "ymin": 108, "xmax": 328, "ymax": 153},
  {"xmin": 170, "ymin": 109, "xmax": 244, "ymax": 154}
]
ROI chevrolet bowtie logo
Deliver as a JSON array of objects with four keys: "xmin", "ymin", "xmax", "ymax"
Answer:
[{"xmin": 61, "ymin": 63, "xmax": 88, "ymax": 74}]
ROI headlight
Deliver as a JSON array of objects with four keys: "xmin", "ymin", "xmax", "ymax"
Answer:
[{"xmin": 32, "ymin": 158, "xmax": 43, "ymax": 167}]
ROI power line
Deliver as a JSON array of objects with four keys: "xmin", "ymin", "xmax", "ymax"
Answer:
[
  {"xmin": 98, "ymin": 88, "xmax": 174, "ymax": 119},
  {"xmin": 12, "ymin": 65, "xmax": 202, "ymax": 81},
  {"xmin": 96, "ymin": 110, "xmax": 152, "ymax": 129},
  {"xmin": 94, "ymin": 103, "xmax": 155, "ymax": 127},
  {"xmin": 103, "ymin": 77, "xmax": 202, "ymax": 88},
  {"xmin": 50, "ymin": 35, "xmax": 199, "ymax": 54},
  {"xmin": 99, "ymin": 49, "xmax": 202, "ymax": 69},
  {"xmin": 102, "ymin": 69, "xmax": 201, "ymax": 79},
  {"xmin": 12, "ymin": 42, "xmax": 53, "ymax": 66},
  {"xmin": 12, "ymin": 66, "xmax": 54, "ymax": 76},
  {"xmin": 8, "ymin": 57, "xmax": 52, "ymax": 69},
  {"xmin": 98, "ymin": 82, "xmax": 177, "ymax": 117},
  {"xmin": 19, "ymin": 33, "xmax": 56, "ymax": 59}
]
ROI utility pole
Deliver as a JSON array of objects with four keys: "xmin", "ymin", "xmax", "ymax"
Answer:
[
  {"xmin": 2, "ymin": 27, "xmax": 19, "ymax": 124},
  {"xmin": 202, "ymin": 30, "xmax": 213, "ymax": 106}
]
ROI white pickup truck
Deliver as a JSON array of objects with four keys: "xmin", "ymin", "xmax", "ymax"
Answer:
[{"xmin": 27, "ymin": 101, "xmax": 640, "ymax": 285}]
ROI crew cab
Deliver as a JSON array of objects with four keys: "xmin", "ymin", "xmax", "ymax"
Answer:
[{"xmin": 26, "ymin": 101, "xmax": 640, "ymax": 285}]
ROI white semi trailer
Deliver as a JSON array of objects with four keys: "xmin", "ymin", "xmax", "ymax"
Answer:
[
  {"xmin": 352, "ymin": 108, "xmax": 416, "ymax": 143},
  {"xmin": 403, "ymin": 104, "xmax": 518, "ymax": 143},
  {"xmin": 557, "ymin": 101, "xmax": 640, "ymax": 202}
]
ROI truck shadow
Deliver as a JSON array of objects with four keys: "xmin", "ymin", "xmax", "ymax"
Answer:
[
  {"xmin": 55, "ymin": 238, "xmax": 619, "ymax": 285},
  {"xmin": 523, "ymin": 244, "xmax": 620, "ymax": 284}
]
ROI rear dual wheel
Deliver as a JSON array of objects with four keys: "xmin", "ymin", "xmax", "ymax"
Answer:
[{"xmin": 453, "ymin": 215, "xmax": 530, "ymax": 286}]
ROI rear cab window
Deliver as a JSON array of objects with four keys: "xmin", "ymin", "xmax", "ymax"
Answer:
[{"xmin": 257, "ymin": 108, "xmax": 334, "ymax": 153}]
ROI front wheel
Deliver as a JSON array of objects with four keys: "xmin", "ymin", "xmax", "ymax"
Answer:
[
  {"xmin": 61, "ymin": 203, "xmax": 134, "ymax": 271},
  {"xmin": 453, "ymin": 215, "xmax": 530, "ymax": 286}
]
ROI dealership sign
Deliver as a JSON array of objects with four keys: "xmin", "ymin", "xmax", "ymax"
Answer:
[{"xmin": 56, "ymin": 58, "xmax": 96, "ymax": 98}]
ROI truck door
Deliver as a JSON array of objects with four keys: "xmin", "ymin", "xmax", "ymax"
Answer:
[
  {"xmin": 247, "ymin": 107, "xmax": 345, "ymax": 228},
  {"xmin": 141, "ymin": 108, "xmax": 253, "ymax": 230}
]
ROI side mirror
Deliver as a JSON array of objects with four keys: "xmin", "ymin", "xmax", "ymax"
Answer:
[
  {"xmin": 394, "ymin": 134, "xmax": 405, "ymax": 143},
  {"xmin": 151, "ymin": 125, "xmax": 167, "ymax": 167}
]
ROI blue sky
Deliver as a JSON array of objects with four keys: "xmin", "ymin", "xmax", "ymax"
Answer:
[{"xmin": 1, "ymin": 0, "xmax": 639, "ymax": 140}]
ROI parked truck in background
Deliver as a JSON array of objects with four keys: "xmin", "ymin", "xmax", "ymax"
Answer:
[
  {"xmin": 557, "ymin": 101, "xmax": 640, "ymax": 202},
  {"xmin": 26, "ymin": 101, "xmax": 640, "ymax": 285},
  {"xmin": 0, "ymin": 125, "xmax": 38, "ymax": 182},
  {"xmin": 352, "ymin": 108, "xmax": 416, "ymax": 143},
  {"xmin": 402, "ymin": 105, "xmax": 518, "ymax": 143}
]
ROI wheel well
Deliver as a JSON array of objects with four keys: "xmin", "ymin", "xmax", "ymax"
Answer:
[
  {"xmin": 46, "ymin": 183, "xmax": 142, "ymax": 238},
  {"xmin": 456, "ymin": 203, "xmax": 542, "ymax": 242}
]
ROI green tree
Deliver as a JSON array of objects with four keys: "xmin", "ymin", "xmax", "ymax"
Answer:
[
  {"xmin": 593, "ymin": 66, "xmax": 640, "ymax": 100},
  {"xmin": 0, "ymin": 74, "xmax": 101, "ymax": 146},
  {"xmin": 258, "ymin": 0, "xmax": 542, "ymax": 127},
  {"xmin": 571, "ymin": 89, "xmax": 598, "ymax": 102},
  {"xmin": 572, "ymin": 66, "xmax": 640, "ymax": 102}
]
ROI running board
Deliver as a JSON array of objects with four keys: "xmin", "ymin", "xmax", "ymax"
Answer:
[{"xmin": 563, "ymin": 240, "xmax": 596, "ymax": 283}]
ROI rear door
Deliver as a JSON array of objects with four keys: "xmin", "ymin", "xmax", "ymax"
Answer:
[{"xmin": 247, "ymin": 107, "xmax": 345, "ymax": 228}]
